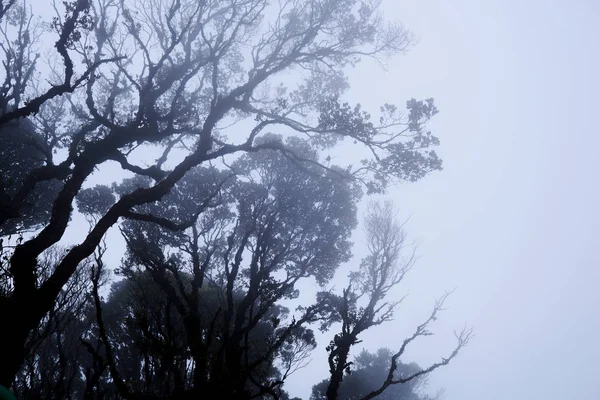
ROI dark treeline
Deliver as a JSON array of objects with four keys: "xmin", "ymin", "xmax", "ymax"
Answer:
[{"xmin": 0, "ymin": 0, "xmax": 471, "ymax": 399}]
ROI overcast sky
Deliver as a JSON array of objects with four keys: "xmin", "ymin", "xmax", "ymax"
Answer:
[
  {"xmin": 284, "ymin": 0, "xmax": 600, "ymax": 399},
  {"xmin": 48, "ymin": 0, "xmax": 600, "ymax": 398}
]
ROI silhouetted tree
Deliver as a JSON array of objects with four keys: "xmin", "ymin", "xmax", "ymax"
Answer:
[
  {"xmin": 10, "ymin": 246, "xmax": 99, "ymax": 399},
  {"xmin": 322, "ymin": 202, "xmax": 472, "ymax": 400},
  {"xmin": 0, "ymin": 118, "xmax": 62, "ymax": 237},
  {"xmin": 0, "ymin": 0, "xmax": 115, "ymax": 125},
  {"xmin": 1, "ymin": 0, "xmax": 446, "ymax": 391},
  {"xmin": 95, "ymin": 270, "xmax": 297, "ymax": 399},
  {"xmin": 311, "ymin": 348, "xmax": 437, "ymax": 400},
  {"xmin": 99, "ymin": 136, "xmax": 358, "ymax": 398}
]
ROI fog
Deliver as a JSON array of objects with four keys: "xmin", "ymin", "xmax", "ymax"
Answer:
[
  {"xmin": 1, "ymin": 0, "xmax": 599, "ymax": 399},
  {"xmin": 284, "ymin": 1, "xmax": 600, "ymax": 399}
]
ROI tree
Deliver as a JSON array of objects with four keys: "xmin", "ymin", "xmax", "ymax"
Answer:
[
  {"xmin": 7, "ymin": 200, "xmax": 471, "ymax": 400},
  {"xmin": 321, "ymin": 202, "xmax": 472, "ymax": 400},
  {"xmin": 0, "ymin": 118, "xmax": 62, "ymax": 237},
  {"xmin": 0, "ymin": 0, "xmax": 443, "ymax": 387},
  {"xmin": 10, "ymin": 246, "xmax": 99, "ymax": 400},
  {"xmin": 0, "ymin": 0, "xmax": 116, "ymax": 124},
  {"xmin": 100, "ymin": 137, "xmax": 359, "ymax": 398},
  {"xmin": 95, "ymin": 270, "xmax": 299, "ymax": 399},
  {"xmin": 311, "ymin": 348, "xmax": 437, "ymax": 400}
]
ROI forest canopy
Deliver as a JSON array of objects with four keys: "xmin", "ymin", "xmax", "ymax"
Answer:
[{"xmin": 0, "ymin": 0, "xmax": 471, "ymax": 398}]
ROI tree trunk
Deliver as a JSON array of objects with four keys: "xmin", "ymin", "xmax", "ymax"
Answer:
[
  {"xmin": 0, "ymin": 305, "xmax": 30, "ymax": 388},
  {"xmin": 326, "ymin": 342, "xmax": 352, "ymax": 400}
]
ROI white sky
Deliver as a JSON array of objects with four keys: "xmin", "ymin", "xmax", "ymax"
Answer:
[
  {"xmin": 27, "ymin": 0, "xmax": 600, "ymax": 398},
  {"xmin": 284, "ymin": 0, "xmax": 600, "ymax": 399}
]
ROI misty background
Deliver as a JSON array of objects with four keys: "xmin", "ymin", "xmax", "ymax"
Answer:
[
  {"xmin": 281, "ymin": 1, "xmax": 600, "ymax": 399},
  {"xmin": 5, "ymin": 0, "xmax": 599, "ymax": 399}
]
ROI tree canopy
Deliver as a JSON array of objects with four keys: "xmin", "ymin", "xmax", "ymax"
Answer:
[{"xmin": 0, "ymin": 0, "xmax": 471, "ymax": 398}]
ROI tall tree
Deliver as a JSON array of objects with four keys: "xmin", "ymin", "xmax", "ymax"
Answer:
[
  {"xmin": 1, "ymin": 0, "xmax": 443, "ymax": 388},
  {"xmin": 322, "ymin": 202, "xmax": 472, "ymax": 400},
  {"xmin": 102, "ymin": 136, "xmax": 359, "ymax": 398}
]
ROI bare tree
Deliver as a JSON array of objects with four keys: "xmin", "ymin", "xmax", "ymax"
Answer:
[
  {"xmin": 323, "ymin": 202, "xmax": 473, "ymax": 400},
  {"xmin": 0, "ymin": 0, "xmax": 442, "ymax": 387}
]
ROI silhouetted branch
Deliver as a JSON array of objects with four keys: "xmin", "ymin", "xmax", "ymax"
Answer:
[
  {"xmin": 90, "ymin": 245, "xmax": 134, "ymax": 399},
  {"xmin": 0, "ymin": 0, "xmax": 123, "ymax": 126},
  {"xmin": 90, "ymin": 244, "xmax": 164, "ymax": 400},
  {"xmin": 359, "ymin": 325, "xmax": 473, "ymax": 400}
]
